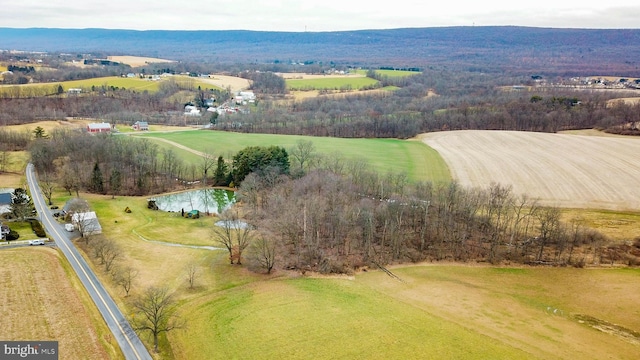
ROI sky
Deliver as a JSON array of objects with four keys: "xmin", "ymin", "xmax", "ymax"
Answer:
[{"xmin": 3, "ymin": 0, "xmax": 640, "ymax": 31}]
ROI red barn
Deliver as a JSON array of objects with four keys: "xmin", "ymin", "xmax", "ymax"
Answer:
[{"xmin": 87, "ymin": 122, "xmax": 112, "ymax": 134}]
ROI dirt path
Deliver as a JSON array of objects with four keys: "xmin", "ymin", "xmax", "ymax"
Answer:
[
  {"xmin": 139, "ymin": 136, "xmax": 207, "ymax": 157},
  {"xmin": 420, "ymin": 130, "xmax": 640, "ymax": 210}
]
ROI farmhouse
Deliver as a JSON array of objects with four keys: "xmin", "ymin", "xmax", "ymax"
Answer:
[
  {"xmin": 184, "ymin": 105, "xmax": 201, "ymax": 116},
  {"xmin": 0, "ymin": 223, "xmax": 9, "ymax": 240},
  {"xmin": 71, "ymin": 211, "xmax": 102, "ymax": 236},
  {"xmin": 68, "ymin": 88, "xmax": 82, "ymax": 94},
  {"xmin": 132, "ymin": 121, "xmax": 149, "ymax": 131},
  {"xmin": 87, "ymin": 122, "xmax": 112, "ymax": 134}
]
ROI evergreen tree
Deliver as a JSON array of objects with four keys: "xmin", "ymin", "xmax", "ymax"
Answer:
[
  {"xmin": 213, "ymin": 156, "xmax": 228, "ymax": 186},
  {"xmin": 109, "ymin": 168, "xmax": 122, "ymax": 199},
  {"xmin": 10, "ymin": 188, "xmax": 33, "ymax": 221},
  {"xmin": 232, "ymin": 146, "xmax": 289, "ymax": 184},
  {"xmin": 91, "ymin": 162, "xmax": 104, "ymax": 194},
  {"xmin": 32, "ymin": 126, "xmax": 48, "ymax": 139}
]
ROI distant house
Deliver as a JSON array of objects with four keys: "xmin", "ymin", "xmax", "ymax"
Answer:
[
  {"xmin": 239, "ymin": 91, "xmax": 256, "ymax": 101},
  {"xmin": 87, "ymin": 122, "xmax": 112, "ymax": 134},
  {"xmin": 68, "ymin": 88, "xmax": 82, "ymax": 94},
  {"xmin": 132, "ymin": 121, "xmax": 149, "ymax": 131},
  {"xmin": 184, "ymin": 105, "xmax": 201, "ymax": 116},
  {"xmin": 0, "ymin": 223, "xmax": 9, "ymax": 240}
]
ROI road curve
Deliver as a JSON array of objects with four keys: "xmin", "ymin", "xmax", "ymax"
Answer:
[{"xmin": 26, "ymin": 163, "xmax": 152, "ymax": 360}]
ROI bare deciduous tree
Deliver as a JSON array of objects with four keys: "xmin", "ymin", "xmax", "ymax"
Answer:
[
  {"xmin": 92, "ymin": 237, "xmax": 121, "ymax": 271},
  {"xmin": 212, "ymin": 210, "xmax": 235, "ymax": 264},
  {"xmin": 289, "ymin": 139, "xmax": 316, "ymax": 175},
  {"xmin": 535, "ymin": 206, "xmax": 561, "ymax": 262},
  {"xmin": 39, "ymin": 171, "xmax": 56, "ymax": 206},
  {"xmin": 251, "ymin": 236, "xmax": 276, "ymax": 274},
  {"xmin": 235, "ymin": 220, "xmax": 253, "ymax": 265},
  {"xmin": 112, "ymin": 265, "xmax": 138, "ymax": 297},
  {"xmin": 200, "ymin": 148, "xmax": 216, "ymax": 186},
  {"xmin": 186, "ymin": 263, "xmax": 198, "ymax": 289},
  {"xmin": 132, "ymin": 287, "xmax": 183, "ymax": 353},
  {"xmin": 212, "ymin": 210, "xmax": 253, "ymax": 265}
]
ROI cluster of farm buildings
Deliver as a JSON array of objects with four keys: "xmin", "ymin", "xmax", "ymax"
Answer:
[
  {"xmin": 0, "ymin": 191, "xmax": 102, "ymax": 240},
  {"xmin": 85, "ymin": 121, "xmax": 148, "ymax": 133}
]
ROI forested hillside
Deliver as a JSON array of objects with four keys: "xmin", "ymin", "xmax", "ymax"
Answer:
[{"xmin": 2, "ymin": 27, "xmax": 640, "ymax": 74}]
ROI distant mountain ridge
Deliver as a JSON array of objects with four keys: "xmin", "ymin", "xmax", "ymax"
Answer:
[{"xmin": 1, "ymin": 27, "xmax": 639, "ymax": 75}]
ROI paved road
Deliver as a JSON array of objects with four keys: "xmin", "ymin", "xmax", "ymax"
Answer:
[{"xmin": 26, "ymin": 163, "xmax": 152, "ymax": 360}]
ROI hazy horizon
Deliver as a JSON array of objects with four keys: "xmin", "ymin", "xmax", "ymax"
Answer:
[{"xmin": 3, "ymin": 1, "xmax": 639, "ymax": 32}]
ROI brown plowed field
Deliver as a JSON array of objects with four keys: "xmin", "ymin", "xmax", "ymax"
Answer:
[
  {"xmin": 0, "ymin": 248, "xmax": 116, "ymax": 358},
  {"xmin": 420, "ymin": 130, "xmax": 640, "ymax": 210}
]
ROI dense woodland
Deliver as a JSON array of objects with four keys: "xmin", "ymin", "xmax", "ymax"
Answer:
[
  {"xmin": 3, "ymin": 27, "xmax": 640, "ymax": 74},
  {"xmin": 240, "ymin": 167, "xmax": 640, "ymax": 273}
]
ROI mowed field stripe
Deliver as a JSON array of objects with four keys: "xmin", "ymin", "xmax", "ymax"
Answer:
[{"xmin": 421, "ymin": 130, "xmax": 640, "ymax": 210}]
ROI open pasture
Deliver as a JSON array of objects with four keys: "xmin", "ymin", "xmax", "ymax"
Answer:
[
  {"xmin": 196, "ymin": 75, "xmax": 251, "ymax": 92},
  {"xmin": 107, "ymin": 55, "xmax": 175, "ymax": 67},
  {"xmin": 0, "ymin": 75, "xmax": 220, "ymax": 97},
  {"xmin": 354, "ymin": 69, "xmax": 422, "ymax": 77},
  {"xmin": 286, "ymin": 76, "xmax": 379, "ymax": 91},
  {"xmin": 139, "ymin": 130, "xmax": 450, "ymax": 183},
  {"xmin": 4, "ymin": 119, "xmax": 90, "ymax": 134},
  {"xmin": 0, "ymin": 247, "xmax": 121, "ymax": 359},
  {"xmin": 421, "ymin": 130, "xmax": 640, "ymax": 211},
  {"xmin": 278, "ymin": 72, "xmax": 366, "ymax": 79},
  {"xmin": 169, "ymin": 259, "xmax": 639, "ymax": 360}
]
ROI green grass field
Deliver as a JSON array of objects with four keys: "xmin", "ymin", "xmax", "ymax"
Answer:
[
  {"xmin": 137, "ymin": 131, "xmax": 451, "ymax": 183},
  {"xmin": 354, "ymin": 69, "xmax": 422, "ymax": 78},
  {"xmin": 171, "ymin": 263, "xmax": 533, "ymax": 360},
  {"xmin": 286, "ymin": 77, "xmax": 379, "ymax": 91},
  {"xmin": 167, "ymin": 258, "xmax": 640, "ymax": 360},
  {"xmin": 0, "ymin": 75, "xmax": 221, "ymax": 97}
]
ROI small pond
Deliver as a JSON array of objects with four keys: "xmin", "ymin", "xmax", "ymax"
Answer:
[{"xmin": 152, "ymin": 189, "xmax": 236, "ymax": 215}]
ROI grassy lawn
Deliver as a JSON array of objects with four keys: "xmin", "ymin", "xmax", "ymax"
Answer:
[
  {"xmin": 86, "ymin": 193, "xmax": 216, "ymax": 248},
  {"xmin": 286, "ymin": 77, "xmax": 379, "ymax": 91},
  {"xmin": 138, "ymin": 131, "xmax": 451, "ymax": 183},
  {"xmin": 2, "ymin": 220, "xmax": 42, "ymax": 241}
]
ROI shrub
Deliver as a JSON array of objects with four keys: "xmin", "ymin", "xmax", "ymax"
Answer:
[
  {"xmin": 29, "ymin": 219, "xmax": 47, "ymax": 238},
  {"xmin": 6, "ymin": 229, "xmax": 19, "ymax": 241}
]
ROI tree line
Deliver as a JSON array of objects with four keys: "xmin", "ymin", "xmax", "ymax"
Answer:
[
  {"xmin": 29, "ymin": 129, "xmax": 290, "ymax": 197},
  {"xmin": 237, "ymin": 145, "xmax": 640, "ymax": 273},
  {"xmin": 218, "ymin": 70, "xmax": 638, "ymax": 138}
]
